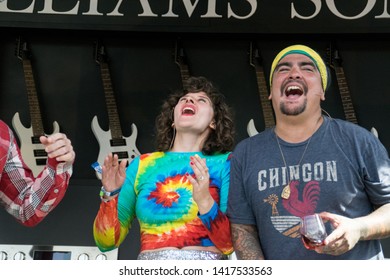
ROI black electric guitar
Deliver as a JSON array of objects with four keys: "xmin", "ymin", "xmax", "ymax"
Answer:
[
  {"xmin": 12, "ymin": 37, "xmax": 60, "ymax": 177},
  {"xmin": 174, "ymin": 39, "xmax": 191, "ymax": 84},
  {"xmin": 247, "ymin": 42, "xmax": 275, "ymax": 136},
  {"xmin": 91, "ymin": 41, "xmax": 140, "ymax": 179},
  {"xmin": 327, "ymin": 45, "xmax": 379, "ymax": 137}
]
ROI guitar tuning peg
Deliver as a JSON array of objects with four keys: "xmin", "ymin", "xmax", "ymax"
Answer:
[{"xmin": 334, "ymin": 49, "xmax": 340, "ymax": 60}]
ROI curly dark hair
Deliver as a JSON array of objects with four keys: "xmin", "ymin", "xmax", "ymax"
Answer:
[{"xmin": 155, "ymin": 76, "xmax": 235, "ymax": 155}]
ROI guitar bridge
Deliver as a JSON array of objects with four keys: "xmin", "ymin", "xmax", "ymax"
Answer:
[{"xmin": 31, "ymin": 136, "xmax": 42, "ymax": 144}]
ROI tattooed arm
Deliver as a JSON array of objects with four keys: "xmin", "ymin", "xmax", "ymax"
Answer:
[
  {"xmin": 317, "ymin": 203, "xmax": 390, "ymax": 256},
  {"xmin": 359, "ymin": 203, "xmax": 390, "ymax": 240},
  {"xmin": 231, "ymin": 223, "xmax": 264, "ymax": 260}
]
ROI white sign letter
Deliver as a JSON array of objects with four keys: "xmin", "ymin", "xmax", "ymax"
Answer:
[
  {"xmin": 162, "ymin": 0, "xmax": 179, "ymax": 17},
  {"xmin": 291, "ymin": 0, "xmax": 321, "ymax": 19},
  {"xmin": 326, "ymin": 0, "xmax": 375, "ymax": 20},
  {"xmin": 139, "ymin": 0, "xmax": 158, "ymax": 17},
  {"xmin": 38, "ymin": 0, "xmax": 79, "ymax": 15},
  {"xmin": 228, "ymin": 0, "xmax": 257, "ymax": 19},
  {"xmin": 0, "ymin": 0, "xmax": 35, "ymax": 13},
  {"xmin": 83, "ymin": 0, "xmax": 103, "ymax": 15},
  {"xmin": 202, "ymin": 0, "xmax": 222, "ymax": 18},
  {"xmin": 107, "ymin": 0, "xmax": 125, "ymax": 16},
  {"xmin": 376, "ymin": 0, "xmax": 390, "ymax": 18}
]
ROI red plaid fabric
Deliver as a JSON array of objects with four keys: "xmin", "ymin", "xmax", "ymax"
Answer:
[{"xmin": 0, "ymin": 120, "xmax": 73, "ymax": 227}]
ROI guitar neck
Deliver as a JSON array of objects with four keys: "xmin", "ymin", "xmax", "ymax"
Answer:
[
  {"xmin": 22, "ymin": 59, "xmax": 45, "ymax": 136},
  {"xmin": 99, "ymin": 62, "xmax": 123, "ymax": 139},
  {"xmin": 254, "ymin": 66, "xmax": 275, "ymax": 128},
  {"xmin": 179, "ymin": 64, "xmax": 190, "ymax": 83},
  {"xmin": 174, "ymin": 42, "xmax": 191, "ymax": 85},
  {"xmin": 334, "ymin": 65, "xmax": 358, "ymax": 124}
]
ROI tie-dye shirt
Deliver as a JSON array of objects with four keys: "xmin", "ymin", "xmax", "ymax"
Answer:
[{"xmin": 93, "ymin": 151, "xmax": 233, "ymax": 255}]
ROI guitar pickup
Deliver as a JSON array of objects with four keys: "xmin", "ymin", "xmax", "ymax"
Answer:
[
  {"xmin": 112, "ymin": 151, "xmax": 129, "ymax": 159},
  {"xmin": 34, "ymin": 149, "xmax": 47, "ymax": 157},
  {"xmin": 31, "ymin": 136, "xmax": 42, "ymax": 144},
  {"xmin": 110, "ymin": 138, "xmax": 127, "ymax": 147},
  {"xmin": 35, "ymin": 158, "xmax": 47, "ymax": 166}
]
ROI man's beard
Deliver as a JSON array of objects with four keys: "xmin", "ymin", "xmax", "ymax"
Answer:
[{"xmin": 280, "ymin": 99, "xmax": 307, "ymax": 116}]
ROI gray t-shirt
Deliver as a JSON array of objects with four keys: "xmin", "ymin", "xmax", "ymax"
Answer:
[{"xmin": 228, "ymin": 116, "xmax": 390, "ymax": 259}]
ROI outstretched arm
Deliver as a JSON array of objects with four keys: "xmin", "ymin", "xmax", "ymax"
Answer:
[{"xmin": 231, "ymin": 223, "xmax": 264, "ymax": 260}]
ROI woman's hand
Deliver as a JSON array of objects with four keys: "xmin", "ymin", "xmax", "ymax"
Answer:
[
  {"xmin": 187, "ymin": 154, "xmax": 214, "ymax": 214},
  {"xmin": 101, "ymin": 153, "xmax": 127, "ymax": 192}
]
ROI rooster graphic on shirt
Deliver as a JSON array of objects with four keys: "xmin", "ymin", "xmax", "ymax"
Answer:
[{"xmin": 265, "ymin": 180, "xmax": 321, "ymax": 238}]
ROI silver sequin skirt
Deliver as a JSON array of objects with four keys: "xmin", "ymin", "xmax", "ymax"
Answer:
[{"xmin": 137, "ymin": 249, "xmax": 227, "ymax": 260}]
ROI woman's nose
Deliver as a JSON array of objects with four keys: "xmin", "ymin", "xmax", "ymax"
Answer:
[{"xmin": 185, "ymin": 98, "xmax": 194, "ymax": 104}]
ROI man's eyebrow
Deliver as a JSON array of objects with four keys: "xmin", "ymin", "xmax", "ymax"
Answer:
[
  {"xmin": 299, "ymin": 61, "xmax": 316, "ymax": 68},
  {"xmin": 275, "ymin": 60, "xmax": 316, "ymax": 70},
  {"xmin": 274, "ymin": 62, "xmax": 292, "ymax": 71}
]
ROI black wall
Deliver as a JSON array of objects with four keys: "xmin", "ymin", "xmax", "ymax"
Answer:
[{"xmin": 0, "ymin": 29, "xmax": 390, "ymax": 259}]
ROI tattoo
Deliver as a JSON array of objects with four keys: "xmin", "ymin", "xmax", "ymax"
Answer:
[{"xmin": 231, "ymin": 223, "xmax": 264, "ymax": 260}]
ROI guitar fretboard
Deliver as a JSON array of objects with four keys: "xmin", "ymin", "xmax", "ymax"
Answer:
[
  {"xmin": 174, "ymin": 41, "xmax": 190, "ymax": 85},
  {"xmin": 179, "ymin": 64, "xmax": 190, "ymax": 83},
  {"xmin": 334, "ymin": 65, "xmax": 358, "ymax": 124},
  {"xmin": 254, "ymin": 68, "xmax": 275, "ymax": 128},
  {"xmin": 99, "ymin": 62, "xmax": 123, "ymax": 139},
  {"xmin": 22, "ymin": 59, "xmax": 45, "ymax": 136},
  {"xmin": 250, "ymin": 45, "xmax": 275, "ymax": 129}
]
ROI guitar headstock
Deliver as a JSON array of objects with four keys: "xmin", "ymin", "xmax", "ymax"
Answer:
[
  {"xmin": 94, "ymin": 41, "xmax": 108, "ymax": 65},
  {"xmin": 173, "ymin": 39, "xmax": 191, "ymax": 83},
  {"xmin": 15, "ymin": 37, "xmax": 31, "ymax": 61},
  {"xmin": 326, "ymin": 44, "xmax": 343, "ymax": 69},
  {"xmin": 174, "ymin": 39, "xmax": 189, "ymax": 67},
  {"xmin": 249, "ymin": 41, "xmax": 262, "ymax": 69}
]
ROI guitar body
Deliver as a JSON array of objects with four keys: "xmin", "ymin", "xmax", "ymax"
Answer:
[
  {"xmin": 247, "ymin": 119, "xmax": 259, "ymax": 137},
  {"xmin": 91, "ymin": 116, "xmax": 140, "ymax": 179},
  {"xmin": 12, "ymin": 112, "xmax": 60, "ymax": 177}
]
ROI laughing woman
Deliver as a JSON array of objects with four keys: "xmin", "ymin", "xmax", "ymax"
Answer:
[{"xmin": 93, "ymin": 76, "xmax": 235, "ymax": 260}]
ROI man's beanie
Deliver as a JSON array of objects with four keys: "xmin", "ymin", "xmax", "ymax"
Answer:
[{"xmin": 269, "ymin": 45, "xmax": 328, "ymax": 92}]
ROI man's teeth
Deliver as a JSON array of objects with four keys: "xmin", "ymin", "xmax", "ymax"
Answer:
[
  {"xmin": 285, "ymin": 86, "xmax": 303, "ymax": 96},
  {"xmin": 287, "ymin": 86, "xmax": 300, "ymax": 91}
]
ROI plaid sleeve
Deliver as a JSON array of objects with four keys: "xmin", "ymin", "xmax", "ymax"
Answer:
[{"xmin": 0, "ymin": 122, "xmax": 73, "ymax": 227}]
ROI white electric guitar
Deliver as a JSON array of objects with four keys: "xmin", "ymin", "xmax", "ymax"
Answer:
[
  {"xmin": 12, "ymin": 37, "xmax": 60, "ymax": 177},
  {"xmin": 91, "ymin": 41, "xmax": 140, "ymax": 179},
  {"xmin": 247, "ymin": 42, "xmax": 275, "ymax": 136}
]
